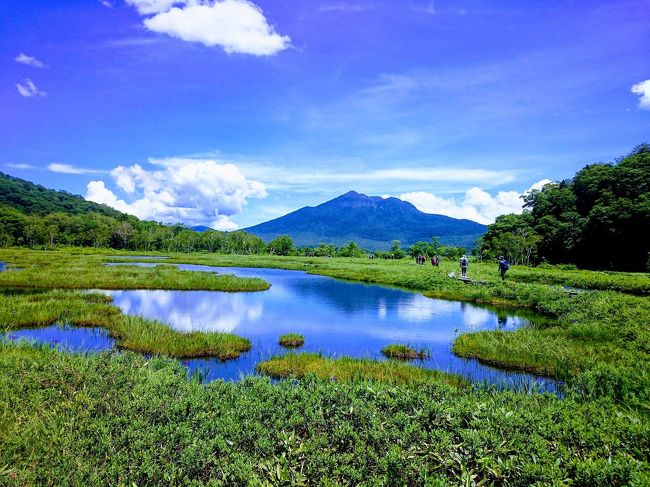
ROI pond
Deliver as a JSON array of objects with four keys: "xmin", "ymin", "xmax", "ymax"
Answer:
[{"xmin": 8, "ymin": 264, "xmax": 557, "ymax": 392}]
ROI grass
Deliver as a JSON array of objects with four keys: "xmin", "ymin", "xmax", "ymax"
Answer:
[
  {"xmin": 257, "ymin": 353, "xmax": 468, "ymax": 388},
  {"xmin": 2, "ymin": 248, "xmax": 648, "ymax": 410},
  {"xmin": 0, "ymin": 249, "xmax": 269, "ymax": 291},
  {"xmin": 0, "ymin": 248, "xmax": 649, "ymax": 483},
  {"xmin": 279, "ymin": 333, "xmax": 305, "ymax": 348},
  {"xmin": 1, "ymin": 343, "xmax": 648, "ymax": 485},
  {"xmin": 381, "ymin": 343, "xmax": 429, "ymax": 360},
  {"xmin": 0, "ymin": 289, "xmax": 251, "ymax": 359}
]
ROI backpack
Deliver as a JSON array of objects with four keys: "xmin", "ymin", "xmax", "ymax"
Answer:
[
  {"xmin": 460, "ymin": 257, "xmax": 468, "ymax": 267},
  {"xmin": 502, "ymin": 260, "xmax": 510, "ymax": 270}
]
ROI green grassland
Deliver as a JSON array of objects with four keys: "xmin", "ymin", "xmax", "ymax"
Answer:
[
  {"xmin": 1, "ymin": 343, "xmax": 648, "ymax": 485},
  {"xmin": 1, "ymin": 247, "xmax": 649, "ymax": 484},
  {"xmin": 0, "ymin": 249, "xmax": 269, "ymax": 291}
]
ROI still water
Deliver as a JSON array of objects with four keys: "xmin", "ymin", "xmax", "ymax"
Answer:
[{"xmin": 6, "ymin": 264, "xmax": 556, "ymax": 391}]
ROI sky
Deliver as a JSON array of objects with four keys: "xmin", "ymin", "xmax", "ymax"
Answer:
[{"xmin": 1, "ymin": 0, "xmax": 649, "ymax": 229}]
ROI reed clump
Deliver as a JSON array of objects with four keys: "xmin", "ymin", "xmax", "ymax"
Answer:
[
  {"xmin": 257, "ymin": 353, "xmax": 467, "ymax": 388},
  {"xmin": 279, "ymin": 333, "xmax": 305, "ymax": 348},
  {"xmin": 381, "ymin": 344, "xmax": 429, "ymax": 360}
]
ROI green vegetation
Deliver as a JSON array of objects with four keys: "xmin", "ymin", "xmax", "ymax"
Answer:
[
  {"xmin": 0, "ymin": 248, "xmax": 648, "ymax": 483},
  {"xmin": 85, "ymin": 249, "xmax": 647, "ymax": 410},
  {"xmin": 478, "ymin": 144, "xmax": 650, "ymax": 271},
  {"xmin": 279, "ymin": 333, "xmax": 305, "ymax": 348},
  {"xmin": 257, "ymin": 353, "xmax": 467, "ymax": 387},
  {"xmin": 0, "ymin": 249, "xmax": 269, "ymax": 291},
  {"xmin": 2, "ymin": 344, "xmax": 648, "ymax": 485},
  {"xmin": 0, "ymin": 289, "xmax": 251, "ymax": 359},
  {"xmin": 381, "ymin": 343, "xmax": 429, "ymax": 360}
]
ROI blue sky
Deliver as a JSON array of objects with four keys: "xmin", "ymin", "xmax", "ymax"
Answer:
[{"xmin": 1, "ymin": 0, "xmax": 649, "ymax": 229}]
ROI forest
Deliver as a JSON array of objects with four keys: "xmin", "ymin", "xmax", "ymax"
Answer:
[{"xmin": 478, "ymin": 144, "xmax": 650, "ymax": 271}]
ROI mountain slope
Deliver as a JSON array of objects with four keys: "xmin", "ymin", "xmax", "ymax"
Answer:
[
  {"xmin": 0, "ymin": 171, "xmax": 126, "ymax": 219},
  {"xmin": 245, "ymin": 191, "xmax": 486, "ymax": 249}
]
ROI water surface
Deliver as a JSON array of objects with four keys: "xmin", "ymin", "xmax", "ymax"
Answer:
[{"xmin": 10, "ymin": 264, "xmax": 557, "ymax": 391}]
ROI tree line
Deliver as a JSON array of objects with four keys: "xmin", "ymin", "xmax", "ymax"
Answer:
[
  {"xmin": 477, "ymin": 144, "xmax": 650, "ymax": 271},
  {"xmin": 0, "ymin": 203, "xmax": 470, "ymax": 260}
]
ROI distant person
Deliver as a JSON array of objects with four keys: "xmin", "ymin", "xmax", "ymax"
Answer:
[
  {"xmin": 498, "ymin": 256, "xmax": 510, "ymax": 281},
  {"xmin": 459, "ymin": 255, "xmax": 468, "ymax": 277}
]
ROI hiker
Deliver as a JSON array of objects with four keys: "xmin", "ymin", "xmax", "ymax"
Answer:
[
  {"xmin": 498, "ymin": 256, "xmax": 510, "ymax": 281},
  {"xmin": 459, "ymin": 255, "xmax": 468, "ymax": 277}
]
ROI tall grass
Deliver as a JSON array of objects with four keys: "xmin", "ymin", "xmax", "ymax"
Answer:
[
  {"xmin": 257, "ymin": 353, "xmax": 468, "ymax": 388},
  {"xmin": 0, "ymin": 290, "xmax": 251, "ymax": 359}
]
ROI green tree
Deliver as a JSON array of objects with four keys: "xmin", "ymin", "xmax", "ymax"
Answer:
[{"xmin": 268, "ymin": 235, "xmax": 294, "ymax": 256}]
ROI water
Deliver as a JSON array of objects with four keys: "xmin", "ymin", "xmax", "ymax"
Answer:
[
  {"xmin": 9, "ymin": 264, "xmax": 557, "ymax": 391},
  {"xmin": 6, "ymin": 324, "xmax": 114, "ymax": 353}
]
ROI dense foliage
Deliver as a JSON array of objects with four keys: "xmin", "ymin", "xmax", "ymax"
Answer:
[
  {"xmin": 2, "ymin": 344, "xmax": 647, "ymax": 485},
  {"xmin": 0, "ymin": 171, "xmax": 124, "ymax": 219},
  {"xmin": 479, "ymin": 144, "xmax": 650, "ymax": 271}
]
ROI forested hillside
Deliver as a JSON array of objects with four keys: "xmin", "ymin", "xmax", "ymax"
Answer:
[
  {"xmin": 478, "ymin": 144, "xmax": 650, "ymax": 271},
  {"xmin": 0, "ymin": 172, "xmax": 266, "ymax": 253},
  {"xmin": 0, "ymin": 171, "xmax": 125, "ymax": 218}
]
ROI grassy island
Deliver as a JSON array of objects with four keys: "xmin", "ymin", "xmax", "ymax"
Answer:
[
  {"xmin": 1, "ymin": 289, "xmax": 251, "ymax": 360},
  {"xmin": 279, "ymin": 333, "xmax": 305, "ymax": 348},
  {"xmin": 381, "ymin": 343, "xmax": 429, "ymax": 360}
]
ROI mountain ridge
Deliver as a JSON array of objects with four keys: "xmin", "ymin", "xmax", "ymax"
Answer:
[{"xmin": 245, "ymin": 190, "xmax": 486, "ymax": 250}]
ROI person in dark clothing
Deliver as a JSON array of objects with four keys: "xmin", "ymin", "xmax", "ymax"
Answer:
[
  {"xmin": 498, "ymin": 256, "xmax": 510, "ymax": 281},
  {"xmin": 459, "ymin": 255, "xmax": 468, "ymax": 277}
]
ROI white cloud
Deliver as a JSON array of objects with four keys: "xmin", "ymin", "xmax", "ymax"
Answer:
[
  {"xmin": 99, "ymin": 0, "xmax": 114, "ymax": 7},
  {"xmin": 48, "ymin": 163, "xmax": 107, "ymax": 175},
  {"xmin": 6, "ymin": 163, "xmax": 36, "ymax": 170},
  {"xmin": 631, "ymin": 79, "xmax": 650, "ymax": 110},
  {"xmin": 400, "ymin": 179, "xmax": 552, "ymax": 224},
  {"xmin": 128, "ymin": 0, "xmax": 290, "ymax": 56},
  {"xmin": 125, "ymin": 0, "xmax": 180, "ymax": 14},
  {"xmin": 86, "ymin": 159, "xmax": 267, "ymax": 229},
  {"xmin": 14, "ymin": 53, "xmax": 47, "ymax": 68},
  {"xmin": 16, "ymin": 79, "xmax": 46, "ymax": 97}
]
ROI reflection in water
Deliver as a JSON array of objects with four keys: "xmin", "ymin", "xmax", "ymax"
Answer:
[
  {"xmin": 98, "ymin": 266, "xmax": 557, "ymax": 391},
  {"xmin": 110, "ymin": 290, "xmax": 264, "ymax": 333},
  {"xmin": 5, "ymin": 324, "xmax": 114, "ymax": 353}
]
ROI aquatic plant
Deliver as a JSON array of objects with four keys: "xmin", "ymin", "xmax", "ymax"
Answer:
[
  {"xmin": 278, "ymin": 333, "xmax": 305, "ymax": 348},
  {"xmin": 380, "ymin": 343, "xmax": 429, "ymax": 360},
  {"xmin": 257, "ymin": 353, "xmax": 466, "ymax": 387}
]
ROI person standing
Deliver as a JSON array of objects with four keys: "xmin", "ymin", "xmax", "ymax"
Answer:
[
  {"xmin": 459, "ymin": 255, "xmax": 468, "ymax": 277},
  {"xmin": 498, "ymin": 256, "xmax": 510, "ymax": 281}
]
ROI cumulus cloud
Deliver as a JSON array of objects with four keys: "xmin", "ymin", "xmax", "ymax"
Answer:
[
  {"xmin": 48, "ymin": 163, "xmax": 107, "ymax": 175},
  {"xmin": 16, "ymin": 79, "xmax": 46, "ymax": 97},
  {"xmin": 400, "ymin": 179, "xmax": 552, "ymax": 224},
  {"xmin": 127, "ymin": 0, "xmax": 290, "ymax": 55},
  {"xmin": 631, "ymin": 79, "xmax": 650, "ymax": 110},
  {"xmin": 14, "ymin": 53, "xmax": 47, "ymax": 68},
  {"xmin": 85, "ymin": 159, "xmax": 267, "ymax": 230}
]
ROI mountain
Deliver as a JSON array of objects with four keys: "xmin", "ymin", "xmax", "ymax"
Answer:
[
  {"xmin": 244, "ymin": 191, "xmax": 486, "ymax": 250},
  {"xmin": 191, "ymin": 225, "xmax": 215, "ymax": 232},
  {"xmin": 0, "ymin": 171, "xmax": 126, "ymax": 219}
]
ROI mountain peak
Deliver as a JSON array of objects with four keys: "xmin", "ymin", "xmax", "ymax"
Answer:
[{"xmin": 245, "ymin": 190, "xmax": 486, "ymax": 250}]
